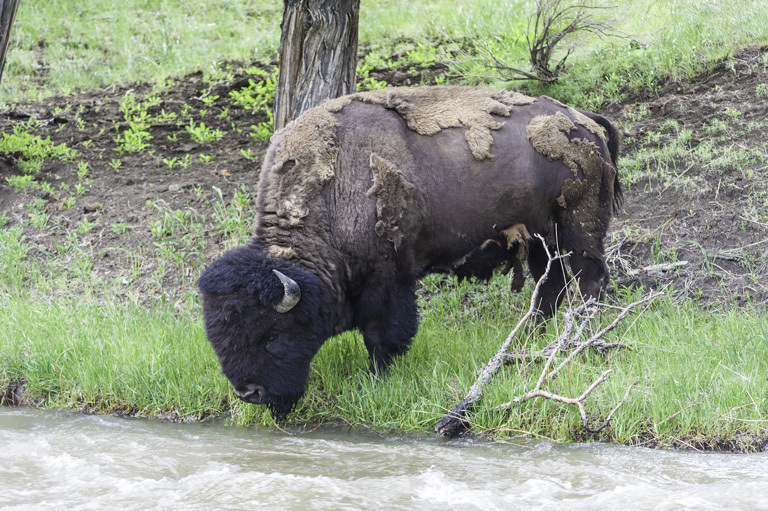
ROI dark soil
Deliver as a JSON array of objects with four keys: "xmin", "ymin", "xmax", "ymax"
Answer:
[
  {"xmin": 603, "ymin": 45, "xmax": 768, "ymax": 305},
  {"xmin": 1, "ymin": 46, "xmax": 767, "ymax": 308}
]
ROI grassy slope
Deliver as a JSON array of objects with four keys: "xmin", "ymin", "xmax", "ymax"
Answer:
[
  {"xmin": 1, "ymin": 0, "xmax": 768, "ymax": 447},
  {"xmin": 3, "ymin": 0, "xmax": 768, "ymax": 105}
]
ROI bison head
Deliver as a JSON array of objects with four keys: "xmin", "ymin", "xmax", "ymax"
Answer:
[{"xmin": 198, "ymin": 245, "xmax": 330, "ymax": 419}]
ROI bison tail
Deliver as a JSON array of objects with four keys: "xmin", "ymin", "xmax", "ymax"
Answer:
[{"xmin": 578, "ymin": 109, "xmax": 623, "ymax": 214}]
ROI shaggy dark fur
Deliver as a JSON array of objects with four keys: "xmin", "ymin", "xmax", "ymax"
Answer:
[
  {"xmin": 198, "ymin": 86, "xmax": 621, "ymax": 418},
  {"xmin": 198, "ymin": 243, "xmax": 332, "ymax": 418}
]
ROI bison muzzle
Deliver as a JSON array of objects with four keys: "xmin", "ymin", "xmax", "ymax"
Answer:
[{"xmin": 198, "ymin": 86, "xmax": 621, "ymax": 419}]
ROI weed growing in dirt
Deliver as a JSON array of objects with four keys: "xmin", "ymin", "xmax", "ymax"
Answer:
[
  {"xmin": 228, "ymin": 68, "xmax": 277, "ymax": 115},
  {"xmin": 114, "ymin": 123, "xmax": 152, "ymax": 154},
  {"xmin": 250, "ymin": 111, "xmax": 274, "ymax": 143},
  {"xmin": 357, "ymin": 55, "xmax": 390, "ymax": 91},
  {"xmin": 185, "ymin": 121, "xmax": 224, "ymax": 144},
  {"xmin": 0, "ymin": 124, "xmax": 80, "ymax": 175},
  {"xmin": 5, "ymin": 174, "xmax": 35, "ymax": 192},
  {"xmin": 211, "ymin": 185, "xmax": 256, "ymax": 248}
]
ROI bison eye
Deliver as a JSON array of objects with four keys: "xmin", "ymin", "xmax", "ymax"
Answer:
[{"xmin": 265, "ymin": 335, "xmax": 278, "ymax": 354}]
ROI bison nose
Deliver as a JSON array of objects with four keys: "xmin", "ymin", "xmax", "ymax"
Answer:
[{"xmin": 234, "ymin": 384, "xmax": 268, "ymax": 404}]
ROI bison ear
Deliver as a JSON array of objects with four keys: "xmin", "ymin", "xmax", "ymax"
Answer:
[{"xmin": 197, "ymin": 257, "xmax": 245, "ymax": 295}]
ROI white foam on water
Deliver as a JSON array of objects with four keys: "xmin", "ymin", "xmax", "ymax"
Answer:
[{"xmin": 1, "ymin": 409, "xmax": 767, "ymax": 511}]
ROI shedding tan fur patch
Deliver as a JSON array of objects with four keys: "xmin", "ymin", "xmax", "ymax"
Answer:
[
  {"xmin": 526, "ymin": 112, "xmax": 582, "ymax": 176},
  {"xmin": 538, "ymin": 96, "xmax": 606, "ymax": 141},
  {"xmin": 356, "ymin": 86, "xmax": 536, "ymax": 161},
  {"xmin": 526, "ymin": 111, "xmax": 614, "ymax": 254},
  {"xmin": 261, "ymin": 106, "xmax": 339, "ymax": 227},
  {"xmin": 502, "ymin": 224, "xmax": 531, "ymax": 291},
  {"xmin": 268, "ymin": 245, "xmax": 297, "ymax": 259},
  {"xmin": 367, "ymin": 153, "xmax": 416, "ymax": 250},
  {"xmin": 501, "ymin": 223, "xmax": 531, "ymax": 249}
]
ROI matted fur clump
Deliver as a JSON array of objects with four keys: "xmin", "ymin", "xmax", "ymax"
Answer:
[{"xmin": 358, "ymin": 86, "xmax": 536, "ymax": 160}]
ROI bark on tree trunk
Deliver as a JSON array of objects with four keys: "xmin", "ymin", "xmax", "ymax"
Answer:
[
  {"xmin": 273, "ymin": 0, "xmax": 360, "ymax": 131},
  {"xmin": 0, "ymin": 0, "xmax": 22, "ymax": 84}
]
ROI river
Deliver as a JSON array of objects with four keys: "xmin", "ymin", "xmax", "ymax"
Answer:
[{"xmin": 1, "ymin": 408, "xmax": 767, "ymax": 510}]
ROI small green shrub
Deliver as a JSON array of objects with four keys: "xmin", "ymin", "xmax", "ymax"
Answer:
[
  {"xmin": 250, "ymin": 110, "xmax": 274, "ymax": 143},
  {"xmin": 186, "ymin": 121, "xmax": 224, "ymax": 143},
  {"xmin": 0, "ymin": 125, "xmax": 80, "ymax": 175},
  {"xmin": 5, "ymin": 174, "xmax": 37, "ymax": 192},
  {"xmin": 229, "ymin": 67, "xmax": 277, "ymax": 115}
]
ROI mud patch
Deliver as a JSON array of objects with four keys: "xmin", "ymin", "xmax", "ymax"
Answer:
[{"xmin": 603, "ymin": 44, "xmax": 768, "ymax": 304}]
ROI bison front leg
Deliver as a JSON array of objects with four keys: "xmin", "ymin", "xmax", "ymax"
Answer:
[{"xmin": 355, "ymin": 283, "xmax": 419, "ymax": 373}]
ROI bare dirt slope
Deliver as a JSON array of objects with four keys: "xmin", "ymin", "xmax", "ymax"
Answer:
[
  {"xmin": 604, "ymin": 45, "xmax": 768, "ymax": 306},
  {"xmin": 1, "ymin": 46, "xmax": 767, "ymax": 307}
]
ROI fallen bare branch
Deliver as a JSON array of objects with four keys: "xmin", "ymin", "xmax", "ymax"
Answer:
[
  {"xmin": 435, "ymin": 237, "xmax": 662, "ymax": 438},
  {"xmin": 434, "ymin": 235, "xmax": 567, "ymax": 437},
  {"xmin": 626, "ymin": 260, "xmax": 689, "ymax": 276},
  {"xmin": 504, "ymin": 338, "xmax": 625, "ymax": 364}
]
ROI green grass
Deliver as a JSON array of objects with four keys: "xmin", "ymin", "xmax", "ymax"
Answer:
[
  {"xmin": 1, "ymin": 0, "xmax": 282, "ymax": 101},
  {"xmin": 1, "ymin": 221, "xmax": 766, "ymax": 445},
  {"xmin": 0, "ymin": 296, "xmax": 229, "ymax": 421},
  {"xmin": 1, "ymin": 270, "xmax": 766, "ymax": 447}
]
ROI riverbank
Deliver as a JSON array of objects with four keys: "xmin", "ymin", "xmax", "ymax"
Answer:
[{"xmin": 2, "ymin": 281, "xmax": 767, "ymax": 451}]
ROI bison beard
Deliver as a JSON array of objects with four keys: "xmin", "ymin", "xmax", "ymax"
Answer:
[{"xmin": 198, "ymin": 86, "xmax": 621, "ymax": 419}]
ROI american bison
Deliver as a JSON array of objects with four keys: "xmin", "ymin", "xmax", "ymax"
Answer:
[{"xmin": 198, "ymin": 86, "xmax": 621, "ymax": 418}]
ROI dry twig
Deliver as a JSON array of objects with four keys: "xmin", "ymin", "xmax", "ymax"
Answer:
[{"xmin": 435, "ymin": 236, "xmax": 662, "ymax": 438}]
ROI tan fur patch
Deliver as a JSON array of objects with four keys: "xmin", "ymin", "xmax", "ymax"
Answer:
[
  {"xmin": 268, "ymin": 245, "xmax": 297, "ymax": 259},
  {"xmin": 322, "ymin": 95, "xmax": 354, "ymax": 113},
  {"xmin": 366, "ymin": 153, "xmax": 416, "ymax": 250},
  {"xmin": 261, "ymin": 106, "xmax": 339, "ymax": 227},
  {"xmin": 526, "ymin": 112, "xmax": 581, "ymax": 176},
  {"xmin": 537, "ymin": 96, "xmax": 606, "ymax": 141},
  {"xmin": 355, "ymin": 86, "xmax": 536, "ymax": 161},
  {"xmin": 501, "ymin": 223, "xmax": 531, "ymax": 249},
  {"xmin": 527, "ymin": 111, "xmax": 614, "ymax": 253},
  {"xmin": 502, "ymin": 223, "xmax": 531, "ymax": 290}
]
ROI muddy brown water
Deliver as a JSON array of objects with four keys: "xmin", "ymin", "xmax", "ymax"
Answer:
[{"xmin": 1, "ymin": 408, "xmax": 767, "ymax": 510}]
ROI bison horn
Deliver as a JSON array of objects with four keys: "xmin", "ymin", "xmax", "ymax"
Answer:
[{"xmin": 272, "ymin": 269, "xmax": 301, "ymax": 313}]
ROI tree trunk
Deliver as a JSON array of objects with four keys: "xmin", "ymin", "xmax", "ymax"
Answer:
[
  {"xmin": 0, "ymin": 0, "xmax": 21, "ymax": 84},
  {"xmin": 273, "ymin": 0, "xmax": 360, "ymax": 131}
]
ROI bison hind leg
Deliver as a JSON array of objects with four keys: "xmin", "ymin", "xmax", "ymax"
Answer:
[
  {"xmin": 527, "ymin": 240, "xmax": 569, "ymax": 320},
  {"xmin": 569, "ymin": 251, "xmax": 610, "ymax": 303}
]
